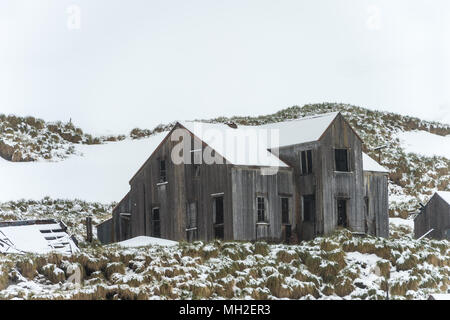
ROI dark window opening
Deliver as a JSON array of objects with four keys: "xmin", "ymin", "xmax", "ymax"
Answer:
[
  {"xmin": 213, "ymin": 196, "xmax": 224, "ymax": 240},
  {"xmin": 159, "ymin": 159, "xmax": 167, "ymax": 182},
  {"xmin": 303, "ymin": 195, "xmax": 315, "ymax": 222},
  {"xmin": 257, "ymin": 197, "xmax": 267, "ymax": 223},
  {"xmin": 152, "ymin": 208, "xmax": 161, "ymax": 237},
  {"xmin": 337, "ymin": 199, "xmax": 347, "ymax": 227},
  {"xmin": 335, "ymin": 149, "xmax": 349, "ymax": 172},
  {"xmin": 301, "ymin": 150, "xmax": 313, "ymax": 175},
  {"xmin": 281, "ymin": 197, "xmax": 290, "ymax": 224}
]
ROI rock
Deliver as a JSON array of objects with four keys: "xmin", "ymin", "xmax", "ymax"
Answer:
[{"xmin": 11, "ymin": 149, "xmax": 22, "ymax": 162}]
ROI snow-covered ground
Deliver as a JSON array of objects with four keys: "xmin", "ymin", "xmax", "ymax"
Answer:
[
  {"xmin": 396, "ymin": 130, "xmax": 450, "ymax": 159},
  {"xmin": 389, "ymin": 218, "xmax": 414, "ymax": 230},
  {"xmin": 116, "ymin": 236, "xmax": 178, "ymax": 248},
  {"xmin": 0, "ymin": 133, "xmax": 166, "ymax": 203}
]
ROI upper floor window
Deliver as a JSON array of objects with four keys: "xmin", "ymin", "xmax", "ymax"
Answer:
[
  {"xmin": 159, "ymin": 159, "xmax": 167, "ymax": 182},
  {"xmin": 301, "ymin": 150, "xmax": 313, "ymax": 175},
  {"xmin": 257, "ymin": 196, "xmax": 267, "ymax": 223},
  {"xmin": 335, "ymin": 149, "xmax": 349, "ymax": 172}
]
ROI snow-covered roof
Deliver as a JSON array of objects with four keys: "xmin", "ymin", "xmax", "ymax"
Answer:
[
  {"xmin": 0, "ymin": 220, "xmax": 78, "ymax": 255},
  {"xmin": 362, "ymin": 153, "xmax": 389, "ymax": 173},
  {"xmin": 178, "ymin": 112, "xmax": 342, "ymax": 167},
  {"xmin": 179, "ymin": 121, "xmax": 289, "ymax": 167},
  {"xmin": 436, "ymin": 191, "xmax": 450, "ymax": 205},
  {"xmin": 116, "ymin": 236, "xmax": 178, "ymax": 247},
  {"xmin": 258, "ymin": 112, "xmax": 340, "ymax": 148}
]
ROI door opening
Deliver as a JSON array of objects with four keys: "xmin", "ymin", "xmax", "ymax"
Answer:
[
  {"xmin": 213, "ymin": 196, "xmax": 224, "ymax": 240},
  {"xmin": 337, "ymin": 199, "xmax": 347, "ymax": 227}
]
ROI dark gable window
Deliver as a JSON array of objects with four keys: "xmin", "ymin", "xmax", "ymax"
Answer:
[
  {"xmin": 281, "ymin": 197, "xmax": 289, "ymax": 224},
  {"xmin": 257, "ymin": 197, "xmax": 267, "ymax": 222},
  {"xmin": 303, "ymin": 195, "xmax": 315, "ymax": 222},
  {"xmin": 301, "ymin": 150, "xmax": 313, "ymax": 175},
  {"xmin": 159, "ymin": 159, "xmax": 167, "ymax": 182},
  {"xmin": 335, "ymin": 149, "xmax": 349, "ymax": 172}
]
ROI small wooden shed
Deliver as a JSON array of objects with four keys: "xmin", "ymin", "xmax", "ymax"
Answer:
[{"xmin": 414, "ymin": 191, "xmax": 450, "ymax": 240}]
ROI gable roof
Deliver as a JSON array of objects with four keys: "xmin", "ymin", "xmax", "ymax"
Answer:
[
  {"xmin": 0, "ymin": 219, "xmax": 79, "ymax": 255},
  {"xmin": 436, "ymin": 191, "xmax": 450, "ymax": 205},
  {"xmin": 362, "ymin": 153, "xmax": 389, "ymax": 173},
  {"xmin": 130, "ymin": 112, "xmax": 363, "ymax": 181},
  {"xmin": 258, "ymin": 112, "xmax": 340, "ymax": 148}
]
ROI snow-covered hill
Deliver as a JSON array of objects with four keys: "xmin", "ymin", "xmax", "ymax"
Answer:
[
  {"xmin": 0, "ymin": 220, "xmax": 447, "ymax": 300},
  {"xmin": 1, "ymin": 103, "xmax": 448, "ymax": 217}
]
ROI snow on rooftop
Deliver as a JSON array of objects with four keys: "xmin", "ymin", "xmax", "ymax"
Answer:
[
  {"xmin": 362, "ymin": 153, "xmax": 389, "ymax": 173},
  {"xmin": 179, "ymin": 121, "xmax": 289, "ymax": 167},
  {"xmin": 0, "ymin": 221, "xmax": 78, "ymax": 254},
  {"xmin": 179, "ymin": 112, "xmax": 340, "ymax": 167},
  {"xmin": 436, "ymin": 191, "xmax": 450, "ymax": 205},
  {"xmin": 259, "ymin": 112, "xmax": 339, "ymax": 148},
  {"xmin": 116, "ymin": 236, "xmax": 178, "ymax": 248}
]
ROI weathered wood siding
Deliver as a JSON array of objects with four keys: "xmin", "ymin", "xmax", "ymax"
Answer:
[
  {"xmin": 96, "ymin": 218, "xmax": 113, "ymax": 244},
  {"xmin": 319, "ymin": 114, "xmax": 365, "ymax": 235},
  {"xmin": 274, "ymin": 114, "xmax": 365, "ymax": 240},
  {"xmin": 363, "ymin": 172, "xmax": 389, "ymax": 238},
  {"xmin": 111, "ymin": 192, "xmax": 131, "ymax": 242},
  {"xmin": 231, "ymin": 167, "xmax": 294, "ymax": 241},
  {"xmin": 414, "ymin": 194, "xmax": 450, "ymax": 240},
  {"xmin": 275, "ymin": 141, "xmax": 321, "ymax": 241}
]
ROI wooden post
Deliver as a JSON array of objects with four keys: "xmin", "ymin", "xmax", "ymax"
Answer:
[{"xmin": 86, "ymin": 216, "xmax": 93, "ymax": 243}]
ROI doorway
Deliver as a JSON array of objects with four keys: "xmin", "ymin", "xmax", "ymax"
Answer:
[
  {"xmin": 337, "ymin": 199, "xmax": 347, "ymax": 227},
  {"xmin": 213, "ymin": 196, "xmax": 224, "ymax": 240}
]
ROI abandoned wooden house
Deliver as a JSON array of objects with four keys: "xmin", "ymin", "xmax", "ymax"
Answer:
[
  {"xmin": 0, "ymin": 219, "xmax": 79, "ymax": 254},
  {"xmin": 414, "ymin": 191, "xmax": 450, "ymax": 240},
  {"xmin": 97, "ymin": 112, "xmax": 389, "ymax": 244}
]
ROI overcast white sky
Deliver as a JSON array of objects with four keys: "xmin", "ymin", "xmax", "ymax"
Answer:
[{"xmin": 1, "ymin": 0, "xmax": 449, "ymax": 134}]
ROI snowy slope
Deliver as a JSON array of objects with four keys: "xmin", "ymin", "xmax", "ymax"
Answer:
[
  {"xmin": 396, "ymin": 131, "xmax": 450, "ymax": 159},
  {"xmin": 0, "ymin": 133, "xmax": 166, "ymax": 203}
]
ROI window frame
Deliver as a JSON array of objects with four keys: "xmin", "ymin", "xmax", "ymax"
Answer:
[
  {"xmin": 334, "ymin": 148, "xmax": 349, "ymax": 172},
  {"xmin": 159, "ymin": 159, "xmax": 167, "ymax": 182},
  {"xmin": 300, "ymin": 150, "xmax": 313, "ymax": 175},
  {"xmin": 257, "ymin": 196, "xmax": 268, "ymax": 223},
  {"xmin": 152, "ymin": 207, "xmax": 161, "ymax": 237},
  {"xmin": 281, "ymin": 197, "xmax": 290, "ymax": 224}
]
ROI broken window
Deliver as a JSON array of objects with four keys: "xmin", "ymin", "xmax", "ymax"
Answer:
[
  {"xmin": 159, "ymin": 159, "xmax": 167, "ymax": 182},
  {"xmin": 281, "ymin": 197, "xmax": 290, "ymax": 224},
  {"xmin": 301, "ymin": 150, "xmax": 313, "ymax": 175},
  {"xmin": 303, "ymin": 195, "xmax": 315, "ymax": 222},
  {"xmin": 257, "ymin": 196, "xmax": 267, "ymax": 223},
  {"xmin": 335, "ymin": 149, "xmax": 349, "ymax": 172}
]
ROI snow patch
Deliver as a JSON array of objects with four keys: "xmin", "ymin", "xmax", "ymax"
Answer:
[{"xmin": 116, "ymin": 236, "xmax": 178, "ymax": 248}]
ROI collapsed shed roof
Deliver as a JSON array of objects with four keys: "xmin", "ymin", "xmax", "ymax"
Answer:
[{"xmin": 0, "ymin": 219, "xmax": 79, "ymax": 255}]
